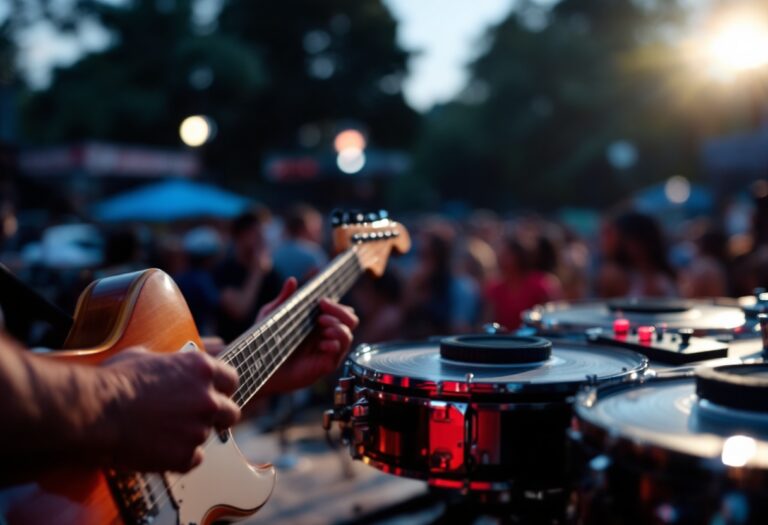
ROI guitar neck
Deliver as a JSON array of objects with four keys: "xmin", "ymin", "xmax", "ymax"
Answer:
[{"xmin": 220, "ymin": 248, "xmax": 363, "ymax": 408}]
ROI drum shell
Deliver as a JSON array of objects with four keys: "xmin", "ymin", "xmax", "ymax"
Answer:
[
  {"xmin": 570, "ymin": 375, "xmax": 768, "ymax": 524},
  {"xmin": 353, "ymin": 385, "xmax": 574, "ymax": 491},
  {"xmin": 570, "ymin": 435, "xmax": 768, "ymax": 524},
  {"xmin": 337, "ymin": 338, "xmax": 647, "ymax": 495}
]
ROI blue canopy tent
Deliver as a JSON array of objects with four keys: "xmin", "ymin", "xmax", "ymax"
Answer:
[
  {"xmin": 634, "ymin": 181, "xmax": 714, "ymax": 215},
  {"xmin": 92, "ymin": 179, "xmax": 252, "ymax": 222}
]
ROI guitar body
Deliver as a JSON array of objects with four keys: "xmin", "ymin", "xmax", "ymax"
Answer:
[{"xmin": 1, "ymin": 269, "xmax": 275, "ymax": 525}]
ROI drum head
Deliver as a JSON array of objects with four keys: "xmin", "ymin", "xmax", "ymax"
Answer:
[
  {"xmin": 525, "ymin": 298, "xmax": 751, "ymax": 336},
  {"xmin": 348, "ymin": 336, "xmax": 647, "ymax": 396},
  {"xmin": 575, "ymin": 366, "xmax": 768, "ymax": 470}
]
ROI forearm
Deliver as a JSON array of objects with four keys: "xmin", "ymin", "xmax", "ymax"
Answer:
[{"xmin": 0, "ymin": 334, "xmax": 119, "ymax": 471}]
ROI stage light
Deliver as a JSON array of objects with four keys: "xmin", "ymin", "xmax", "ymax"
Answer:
[{"xmin": 180, "ymin": 115, "xmax": 213, "ymax": 147}]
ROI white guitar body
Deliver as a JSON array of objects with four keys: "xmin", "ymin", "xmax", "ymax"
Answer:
[{"xmin": 151, "ymin": 431, "xmax": 275, "ymax": 525}]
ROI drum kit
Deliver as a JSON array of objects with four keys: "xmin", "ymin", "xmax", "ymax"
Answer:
[{"xmin": 324, "ymin": 293, "xmax": 768, "ymax": 524}]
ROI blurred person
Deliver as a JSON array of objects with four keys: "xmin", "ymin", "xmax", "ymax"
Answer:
[
  {"xmin": 679, "ymin": 223, "xmax": 729, "ymax": 298},
  {"xmin": 559, "ymin": 227, "xmax": 591, "ymax": 301},
  {"xmin": 174, "ymin": 226, "xmax": 224, "ymax": 335},
  {"xmin": 467, "ymin": 209, "xmax": 504, "ymax": 247},
  {"xmin": 484, "ymin": 236, "xmax": 562, "ymax": 330},
  {"xmin": 731, "ymin": 181, "xmax": 768, "ymax": 296},
  {"xmin": 350, "ymin": 269, "xmax": 404, "ymax": 344},
  {"xmin": 96, "ymin": 226, "xmax": 145, "ymax": 279},
  {"xmin": 404, "ymin": 225, "xmax": 480, "ymax": 337},
  {"xmin": 272, "ymin": 204, "xmax": 327, "ymax": 283},
  {"xmin": 214, "ymin": 210, "xmax": 282, "ymax": 343},
  {"xmin": 152, "ymin": 233, "xmax": 187, "ymax": 277},
  {"xmin": 460, "ymin": 236, "xmax": 498, "ymax": 289},
  {"xmin": 596, "ymin": 212, "xmax": 677, "ymax": 298}
]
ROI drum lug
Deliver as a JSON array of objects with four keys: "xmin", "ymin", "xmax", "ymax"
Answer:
[
  {"xmin": 428, "ymin": 401, "xmax": 467, "ymax": 473},
  {"xmin": 334, "ymin": 376, "xmax": 355, "ymax": 407},
  {"xmin": 350, "ymin": 398, "xmax": 370, "ymax": 459},
  {"xmin": 324, "ymin": 378, "xmax": 361, "ymax": 450}
]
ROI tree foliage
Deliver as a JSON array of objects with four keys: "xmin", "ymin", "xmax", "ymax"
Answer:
[
  {"xmin": 412, "ymin": 0, "xmax": 696, "ymax": 210},
  {"xmin": 20, "ymin": 0, "xmax": 418, "ymax": 182}
]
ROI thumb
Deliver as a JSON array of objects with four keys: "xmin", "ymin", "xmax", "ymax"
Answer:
[{"xmin": 257, "ymin": 277, "xmax": 298, "ymax": 320}]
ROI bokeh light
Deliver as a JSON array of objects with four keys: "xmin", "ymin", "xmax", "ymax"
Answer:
[
  {"xmin": 179, "ymin": 115, "xmax": 213, "ymax": 147},
  {"xmin": 664, "ymin": 175, "xmax": 691, "ymax": 205},
  {"xmin": 334, "ymin": 129, "xmax": 366, "ymax": 153},
  {"xmin": 721, "ymin": 435, "xmax": 757, "ymax": 467},
  {"xmin": 336, "ymin": 148, "xmax": 366, "ymax": 174}
]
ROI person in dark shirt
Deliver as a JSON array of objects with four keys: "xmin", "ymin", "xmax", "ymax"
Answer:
[
  {"xmin": 175, "ymin": 226, "xmax": 224, "ymax": 335},
  {"xmin": 215, "ymin": 210, "xmax": 282, "ymax": 343}
]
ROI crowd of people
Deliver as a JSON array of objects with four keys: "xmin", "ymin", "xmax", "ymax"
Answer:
[{"xmin": 4, "ymin": 192, "xmax": 768, "ymax": 350}]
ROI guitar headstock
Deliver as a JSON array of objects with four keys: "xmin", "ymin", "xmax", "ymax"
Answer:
[{"xmin": 331, "ymin": 209, "xmax": 411, "ymax": 277}]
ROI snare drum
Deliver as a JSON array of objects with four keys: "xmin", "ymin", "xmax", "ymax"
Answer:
[
  {"xmin": 326, "ymin": 335, "xmax": 647, "ymax": 499},
  {"xmin": 571, "ymin": 364, "xmax": 768, "ymax": 524}
]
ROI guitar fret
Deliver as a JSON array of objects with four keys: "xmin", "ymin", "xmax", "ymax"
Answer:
[{"xmin": 220, "ymin": 250, "xmax": 364, "ymax": 408}]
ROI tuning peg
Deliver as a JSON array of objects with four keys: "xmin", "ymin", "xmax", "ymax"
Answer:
[
  {"xmin": 347, "ymin": 209, "xmax": 364, "ymax": 224},
  {"xmin": 366, "ymin": 212, "xmax": 379, "ymax": 222},
  {"xmin": 378, "ymin": 209, "xmax": 389, "ymax": 220},
  {"xmin": 330, "ymin": 209, "xmax": 345, "ymax": 227}
]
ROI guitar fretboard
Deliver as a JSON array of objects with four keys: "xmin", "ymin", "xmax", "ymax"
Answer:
[{"xmin": 220, "ymin": 249, "xmax": 362, "ymax": 408}]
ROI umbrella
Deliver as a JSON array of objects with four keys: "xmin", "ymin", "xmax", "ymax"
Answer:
[{"xmin": 92, "ymin": 179, "xmax": 252, "ymax": 222}]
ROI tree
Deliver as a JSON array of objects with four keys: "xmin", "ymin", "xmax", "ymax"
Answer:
[
  {"xmin": 412, "ymin": 0, "xmax": 691, "ymax": 210},
  {"xmin": 22, "ymin": 0, "xmax": 264, "ymax": 149},
  {"xmin": 20, "ymin": 0, "xmax": 419, "ymax": 187}
]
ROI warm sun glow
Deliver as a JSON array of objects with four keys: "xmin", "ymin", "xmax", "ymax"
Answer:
[{"xmin": 707, "ymin": 17, "xmax": 768, "ymax": 76}]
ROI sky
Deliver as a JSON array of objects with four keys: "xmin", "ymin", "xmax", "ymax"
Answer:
[
  {"xmin": 383, "ymin": 0, "xmax": 514, "ymax": 111},
  {"xmin": 8, "ymin": 0, "xmax": 515, "ymax": 113}
]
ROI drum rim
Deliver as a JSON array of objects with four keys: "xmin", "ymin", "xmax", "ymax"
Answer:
[
  {"xmin": 522, "ymin": 298, "xmax": 753, "ymax": 337},
  {"xmin": 347, "ymin": 339, "xmax": 648, "ymax": 397},
  {"xmin": 572, "ymin": 370, "xmax": 768, "ymax": 480}
]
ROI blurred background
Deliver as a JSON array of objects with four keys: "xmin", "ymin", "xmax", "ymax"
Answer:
[{"xmin": 3, "ymin": 0, "xmax": 768, "ymax": 522}]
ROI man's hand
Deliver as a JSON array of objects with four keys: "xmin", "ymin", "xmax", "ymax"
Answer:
[
  {"xmin": 256, "ymin": 277, "xmax": 358, "ymax": 396},
  {"xmin": 0, "ymin": 333, "xmax": 240, "ymax": 479},
  {"xmin": 100, "ymin": 350, "xmax": 240, "ymax": 472}
]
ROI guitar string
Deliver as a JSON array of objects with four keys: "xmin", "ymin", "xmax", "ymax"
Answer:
[
  {"xmin": 231, "ymin": 254, "xmax": 360, "ymax": 403},
  {"xmin": 224, "ymin": 251, "xmax": 357, "ymax": 404},
  {"xmin": 222, "ymin": 247, "xmax": 355, "ymax": 379},
  {"xmin": 224, "ymin": 249, "xmax": 362, "ymax": 405},
  {"xmin": 228, "ymin": 266, "xmax": 358, "ymax": 408},
  {"xmin": 224, "ymin": 247, "xmax": 358, "ymax": 369},
  {"xmin": 137, "ymin": 245, "xmax": 370, "ymax": 508},
  {"xmin": 137, "ymin": 256, "xmax": 363, "ymax": 507},
  {"xmin": 140, "ymin": 248, "xmax": 365, "ymax": 507}
]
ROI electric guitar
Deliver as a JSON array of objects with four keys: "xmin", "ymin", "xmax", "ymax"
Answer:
[{"xmin": 0, "ymin": 210, "xmax": 410, "ymax": 525}]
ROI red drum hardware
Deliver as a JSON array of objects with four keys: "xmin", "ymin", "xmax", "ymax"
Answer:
[
  {"xmin": 571, "ymin": 363, "xmax": 768, "ymax": 524},
  {"xmin": 324, "ymin": 335, "xmax": 647, "ymax": 520}
]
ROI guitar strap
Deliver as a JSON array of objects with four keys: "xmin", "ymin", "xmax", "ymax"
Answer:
[{"xmin": 0, "ymin": 264, "xmax": 73, "ymax": 347}]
